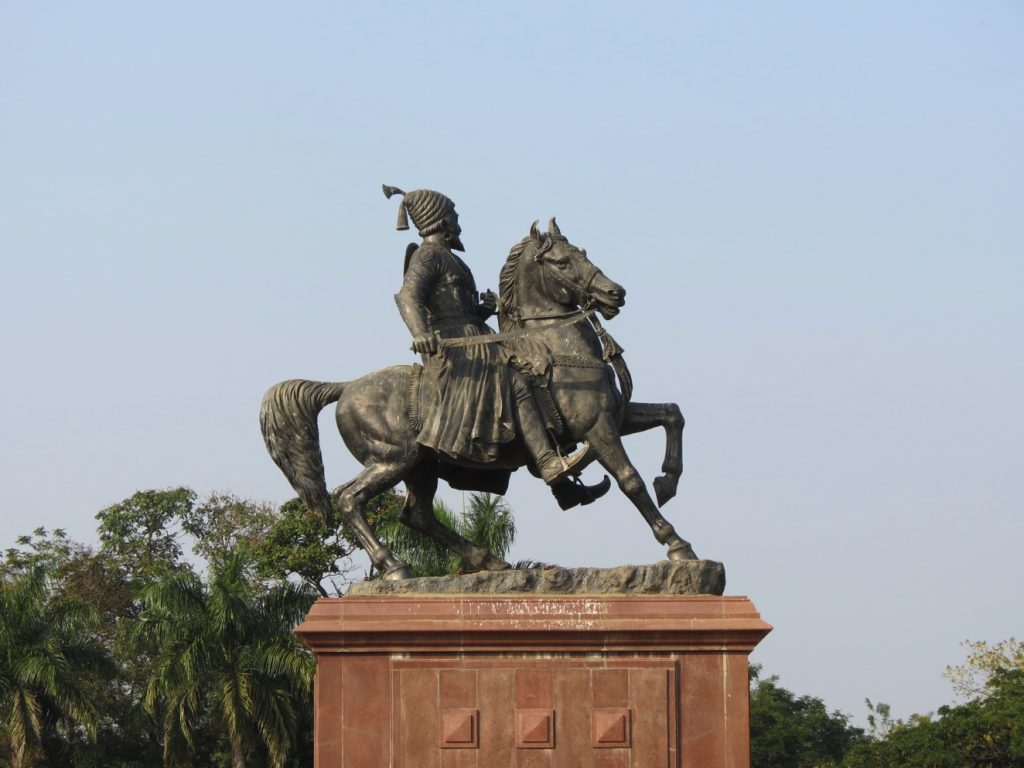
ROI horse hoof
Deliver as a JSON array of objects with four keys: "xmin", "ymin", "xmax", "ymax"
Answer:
[
  {"xmin": 461, "ymin": 555, "xmax": 512, "ymax": 573},
  {"xmin": 653, "ymin": 475, "xmax": 677, "ymax": 508},
  {"xmin": 667, "ymin": 541, "xmax": 698, "ymax": 562},
  {"xmin": 382, "ymin": 564, "xmax": 413, "ymax": 581}
]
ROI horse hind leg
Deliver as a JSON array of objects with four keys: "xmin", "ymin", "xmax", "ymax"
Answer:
[
  {"xmin": 401, "ymin": 468, "xmax": 511, "ymax": 573},
  {"xmin": 589, "ymin": 417, "xmax": 698, "ymax": 562},
  {"xmin": 335, "ymin": 456, "xmax": 420, "ymax": 580}
]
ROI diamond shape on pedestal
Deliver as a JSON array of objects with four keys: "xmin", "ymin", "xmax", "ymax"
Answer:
[
  {"xmin": 516, "ymin": 709, "xmax": 555, "ymax": 749},
  {"xmin": 593, "ymin": 708, "xmax": 632, "ymax": 748},
  {"xmin": 439, "ymin": 709, "xmax": 478, "ymax": 749}
]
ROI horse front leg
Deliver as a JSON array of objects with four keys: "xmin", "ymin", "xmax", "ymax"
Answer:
[
  {"xmin": 589, "ymin": 417, "xmax": 698, "ymax": 562},
  {"xmin": 619, "ymin": 402, "xmax": 684, "ymax": 508}
]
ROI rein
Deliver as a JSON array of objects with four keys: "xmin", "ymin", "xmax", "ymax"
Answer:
[
  {"xmin": 518, "ymin": 307, "xmax": 584, "ymax": 321},
  {"xmin": 528, "ymin": 243, "xmax": 633, "ymax": 402}
]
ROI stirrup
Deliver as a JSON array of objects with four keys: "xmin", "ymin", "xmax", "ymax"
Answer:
[{"xmin": 539, "ymin": 441, "xmax": 591, "ymax": 485}]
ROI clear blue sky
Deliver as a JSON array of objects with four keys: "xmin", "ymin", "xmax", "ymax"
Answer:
[{"xmin": 2, "ymin": 0, "xmax": 1022, "ymax": 725}]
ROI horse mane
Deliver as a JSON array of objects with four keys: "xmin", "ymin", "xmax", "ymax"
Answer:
[
  {"xmin": 498, "ymin": 232, "xmax": 558, "ymax": 331},
  {"xmin": 498, "ymin": 237, "xmax": 531, "ymax": 331}
]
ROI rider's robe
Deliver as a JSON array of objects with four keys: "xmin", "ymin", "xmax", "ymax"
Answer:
[{"xmin": 395, "ymin": 242, "xmax": 516, "ymax": 463}]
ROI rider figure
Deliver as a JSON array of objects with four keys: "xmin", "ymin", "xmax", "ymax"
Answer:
[{"xmin": 385, "ymin": 185, "xmax": 605, "ymax": 507}]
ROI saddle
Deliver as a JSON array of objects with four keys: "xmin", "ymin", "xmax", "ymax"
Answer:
[
  {"xmin": 406, "ymin": 360, "xmax": 591, "ymax": 473},
  {"xmin": 405, "ymin": 363, "xmax": 512, "ymax": 495}
]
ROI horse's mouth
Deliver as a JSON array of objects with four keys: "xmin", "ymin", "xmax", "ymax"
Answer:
[{"xmin": 589, "ymin": 283, "xmax": 625, "ymax": 319}]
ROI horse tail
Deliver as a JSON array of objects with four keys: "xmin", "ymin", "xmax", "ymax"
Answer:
[{"xmin": 260, "ymin": 379, "xmax": 346, "ymax": 524}]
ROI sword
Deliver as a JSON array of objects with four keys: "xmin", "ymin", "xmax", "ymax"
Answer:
[{"xmin": 430, "ymin": 310, "xmax": 594, "ymax": 350}]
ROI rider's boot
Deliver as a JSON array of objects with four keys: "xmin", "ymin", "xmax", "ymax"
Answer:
[
  {"xmin": 514, "ymin": 382, "xmax": 590, "ymax": 484},
  {"xmin": 551, "ymin": 475, "xmax": 612, "ymax": 510}
]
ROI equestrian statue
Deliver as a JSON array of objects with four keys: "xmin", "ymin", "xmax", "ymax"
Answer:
[{"xmin": 260, "ymin": 186, "xmax": 697, "ymax": 579}]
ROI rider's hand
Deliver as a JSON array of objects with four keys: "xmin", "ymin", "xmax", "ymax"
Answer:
[
  {"xmin": 411, "ymin": 332, "xmax": 438, "ymax": 355},
  {"xmin": 478, "ymin": 290, "xmax": 497, "ymax": 317}
]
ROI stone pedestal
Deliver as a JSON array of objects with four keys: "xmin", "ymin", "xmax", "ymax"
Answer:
[{"xmin": 295, "ymin": 591, "xmax": 771, "ymax": 767}]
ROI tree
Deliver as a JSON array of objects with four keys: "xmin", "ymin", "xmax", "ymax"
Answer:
[
  {"xmin": 180, "ymin": 493, "xmax": 278, "ymax": 565},
  {"xmin": 251, "ymin": 497, "xmax": 360, "ymax": 597},
  {"xmin": 748, "ymin": 665, "xmax": 865, "ymax": 768},
  {"xmin": 3, "ymin": 527, "xmax": 83, "ymax": 578},
  {"xmin": 371, "ymin": 491, "xmax": 529, "ymax": 577},
  {"xmin": 132, "ymin": 550, "xmax": 315, "ymax": 768},
  {"xmin": 843, "ymin": 665, "xmax": 1024, "ymax": 767},
  {"xmin": 462, "ymin": 492, "xmax": 517, "ymax": 565},
  {"xmin": 4, "ymin": 527, "xmax": 134, "ymax": 648},
  {"xmin": 945, "ymin": 638, "xmax": 1024, "ymax": 700},
  {"xmin": 0, "ymin": 566, "xmax": 113, "ymax": 768},
  {"xmin": 2, "ymin": 527, "xmax": 161, "ymax": 767},
  {"xmin": 96, "ymin": 488, "xmax": 196, "ymax": 583}
]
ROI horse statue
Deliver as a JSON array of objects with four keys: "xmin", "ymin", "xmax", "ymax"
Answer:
[{"xmin": 260, "ymin": 219, "xmax": 697, "ymax": 579}]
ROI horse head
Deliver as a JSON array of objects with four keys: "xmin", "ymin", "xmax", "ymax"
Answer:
[{"xmin": 498, "ymin": 218, "xmax": 626, "ymax": 329}]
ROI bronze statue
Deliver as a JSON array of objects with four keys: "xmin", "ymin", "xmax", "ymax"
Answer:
[
  {"xmin": 261, "ymin": 187, "xmax": 696, "ymax": 580},
  {"xmin": 386, "ymin": 186, "xmax": 603, "ymax": 510}
]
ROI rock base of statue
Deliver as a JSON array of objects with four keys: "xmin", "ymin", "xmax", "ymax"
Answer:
[{"xmin": 295, "ymin": 562, "xmax": 770, "ymax": 768}]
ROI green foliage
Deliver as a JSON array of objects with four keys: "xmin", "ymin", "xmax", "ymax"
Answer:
[
  {"xmin": 863, "ymin": 698, "xmax": 901, "ymax": 741},
  {"xmin": 462, "ymin": 492, "xmax": 517, "ymax": 562},
  {"xmin": 370, "ymin": 491, "xmax": 519, "ymax": 577},
  {"xmin": 179, "ymin": 492, "xmax": 279, "ymax": 564},
  {"xmin": 945, "ymin": 638, "xmax": 1024, "ymax": 700},
  {"xmin": 0, "ymin": 566, "xmax": 114, "ymax": 768},
  {"xmin": 251, "ymin": 498, "xmax": 358, "ymax": 597},
  {"xmin": 95, "ymin": 487, "xmax": 362, "ymax": 598},
  {"xmin": 1, "ymin": 528, "xmax": 158, "ymax": 767},
  {"xmin": 131, "ymin": 550, "xmax": 316, "ymax": 768},
  {"xmin": 96, "ymin": 488, "xmax": 196, "ymax": 581},
  {"xmin": 843, "ymin": 668, "xmax": 1024, "ymax": 768},
  {"xmin": 749, "ymin": 664, "xmax": 866, "ymax": 768},
  {"xmin": 1, "ymin": 489, "xmax": 340, "ymax": 767},
  {"xmin": 3, "ymin": 528, "xmax": 82, "ymax": 578},
  {"xmin": 5, "ymin": 528, "xmax": 134, "ymax": 649}
]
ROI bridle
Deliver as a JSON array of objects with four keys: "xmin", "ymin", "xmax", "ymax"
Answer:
[{"xmin": 515, "ymin": 239, "xmax": 602, "ymax": 322}]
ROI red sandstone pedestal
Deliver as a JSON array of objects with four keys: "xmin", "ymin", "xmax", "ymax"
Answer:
[{"xmin": 295, "ymin": 594, "xmax": 771, "ymax": 767}]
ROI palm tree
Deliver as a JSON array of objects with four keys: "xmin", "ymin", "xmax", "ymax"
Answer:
[
  {"xmin": 0, "ymin": 566, "xmax": 111, "ymax": 768},
  {"xmin": 132, "ymin": 551, "xmax": 315, "ymax": 768},
  {"xmin": 462, "ymin": 492, "xmax": 517, "ymax": 564},
  {"xmin": 375, "ymin": 492, "xmax": 545, "ymax": 577}
]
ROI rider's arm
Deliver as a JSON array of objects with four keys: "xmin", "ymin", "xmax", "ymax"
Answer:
[
  {"xmin": 394, "ymin": 246, "xmax": 437, "ymax": 352},
  {"xmin": 476, "ymin": 289, "xmax": 497, "ymax": 320}
]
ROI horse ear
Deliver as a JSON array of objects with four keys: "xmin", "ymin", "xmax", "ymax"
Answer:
[
  {"xmin": 529, "ymin": 220, "xmax": 541, "ymax": 242},
  {"xmin": 548, "ymin": 217, "xmax": 562, "ymax": 237}
]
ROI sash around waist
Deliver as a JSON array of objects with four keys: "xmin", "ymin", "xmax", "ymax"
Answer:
[{"xmin": 428, "ymin": 313, "xmax": 489, "ymax": 333}]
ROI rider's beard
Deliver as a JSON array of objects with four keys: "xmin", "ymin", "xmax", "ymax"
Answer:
[{"xmin": 445, "ymin": 232, "xmax": 466, "ymax": 252}]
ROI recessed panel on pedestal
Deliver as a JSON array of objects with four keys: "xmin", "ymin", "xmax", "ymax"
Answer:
[{"xmin": 392, "ymin": 660, "xmax": 673, "ymax": 765}]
